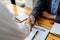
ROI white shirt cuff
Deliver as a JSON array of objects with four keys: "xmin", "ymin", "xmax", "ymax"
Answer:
[
  {"xmin": 30, "ymin": 15, "xmax": 35, "ymax": 21},
  {"xmin": 54, "ymin": 15, "xmax": 56, "ymax": 19}
]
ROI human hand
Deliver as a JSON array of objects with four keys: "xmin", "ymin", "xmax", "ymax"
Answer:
[
  {"xmin": 42, "ymin": 11, "xmax": 55, "ymax": 19},
  {"xmin": 25, "ymin": 15, "xmax": 35, "ymax": 28}
]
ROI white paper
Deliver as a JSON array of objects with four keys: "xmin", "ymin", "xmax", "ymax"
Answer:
[
  {"xmin": 25, "ymin": 26, "xmax": 49, "ymax": 40},
  {"xmin": 16, "ymin": 13, "xmax": 28, "ymax": 21},
  {"xmin": 50, "ymin": 23, "xmax": 60, "ymax": 35}
]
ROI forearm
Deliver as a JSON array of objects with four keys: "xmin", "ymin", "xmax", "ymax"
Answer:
[
  {"xmin": 47, "ymin": 14, "xmax": 55, "ymax": 20},
  {"xmin": 30, "ymin": 10, "xmax": 40, "ymax": 22},
  {"xmin": 30, "ymin": 0, "xmax": 45, "ymax": 22}
]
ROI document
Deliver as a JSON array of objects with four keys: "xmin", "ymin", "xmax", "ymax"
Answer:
[
  {"xmin": 25, "ymin": 25, "xmax": 49, "ymax": 40},
  {"xmin": 50, "ymin": 23, "xmax": 60, "ymax": 36}
]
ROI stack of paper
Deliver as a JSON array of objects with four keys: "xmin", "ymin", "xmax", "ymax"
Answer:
[
  {"xmin": 25, "ymin": 25, "xmax": 49, "ymax": 40},
  {"xmin": 50, "ymin": 23, "xmax": 60, "ymax": 36}
]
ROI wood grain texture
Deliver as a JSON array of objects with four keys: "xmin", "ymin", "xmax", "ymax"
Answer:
[
  {"xmin": 24, "ymin": 7, "xmax": 32, "ymax": 16},
  {"xmin": 46, "ymin": 34, "xmax": 60, "ymax": 40},
  {"xmin": 36, "ymin": 17, "xmax": 54, "ymax": 30}
]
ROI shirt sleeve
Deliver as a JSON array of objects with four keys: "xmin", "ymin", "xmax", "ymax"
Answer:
[
  {"xmin": 55, "ymin": 14, "xmax": 60, "ymax": 24},
  {"xmin": 54, "ymin": 15, "xmax": 56, "ymax": 19},
  {"xmin": 17, "ymin": 23, "xmax": 31, "ymax": 37},
  {"xmin": 30, "ymin": 0, "xmax": 45, "ymax": 22}
]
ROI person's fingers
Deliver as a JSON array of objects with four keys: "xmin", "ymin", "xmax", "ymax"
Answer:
[
  {"xmin": 30, "ymin": 16, "xmax": 35, "ymax": 24},
  {"xmin": 25, "ymin": 16, "xmax": 35, "ymax": 28},
  {"xmin": 25, "ymin": 18, "xmax": 31, "ymax": 26},
  {"xmin": 31, "ymin": 17, "xmax": 34, "ymax": 24}
]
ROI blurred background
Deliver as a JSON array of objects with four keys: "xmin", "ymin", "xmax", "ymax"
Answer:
[{"xmin": 0, "ymin": 0, "xmax": 38, "ymax": 9}]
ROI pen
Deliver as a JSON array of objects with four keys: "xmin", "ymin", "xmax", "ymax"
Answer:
[
  {"xmin": 15, "ymin": 17, "xmax": 28, "ymax": 23},
  {"xmin": 32, "ymin": 31, "xmax": 39, "ymax": 40}
]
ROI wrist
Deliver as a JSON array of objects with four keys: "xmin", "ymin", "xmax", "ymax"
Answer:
[
  {"xmin": 49, "ymin": 15, "xmax": 55, "ymax": 19},
  {"xmin": 30, "ymin": 15, "xmax": 35, "ymax": 22}
]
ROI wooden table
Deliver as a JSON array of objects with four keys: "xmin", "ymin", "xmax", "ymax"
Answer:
[{"xmin": 46, "ymin": 33, "xmax": 60, "ymax": 40}]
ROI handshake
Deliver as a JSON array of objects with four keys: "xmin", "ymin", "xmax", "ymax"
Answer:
[{"xmin": 25, "ymin": 15, "xmax": 35, "ymax": 29}]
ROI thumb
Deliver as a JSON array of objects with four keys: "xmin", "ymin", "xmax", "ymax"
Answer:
[{"xmin": 30, "ymin": 17, "xmax": 34, "ymax": 24}]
